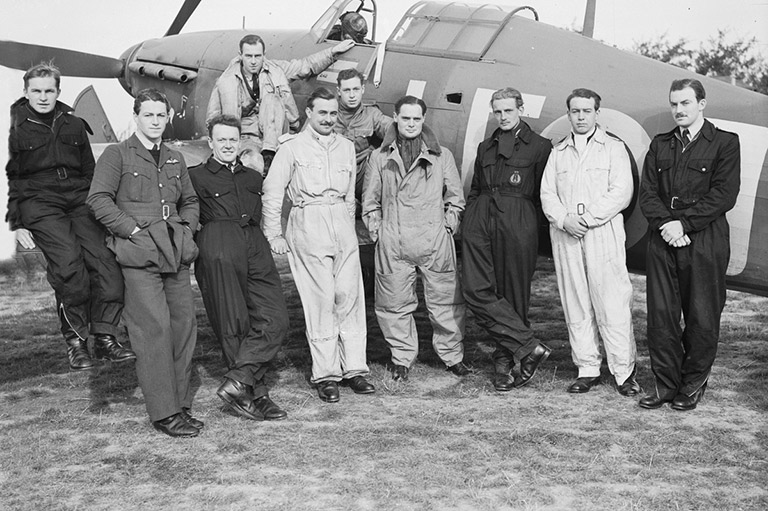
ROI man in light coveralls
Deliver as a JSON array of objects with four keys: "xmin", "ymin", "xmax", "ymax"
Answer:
[
  {"xmin": 540, "ymin": 88, "xmax": 640, "ymax": 396},
  {"xmin": 262, "ymin": 86, "xmax": 375, "ymax": 404}
]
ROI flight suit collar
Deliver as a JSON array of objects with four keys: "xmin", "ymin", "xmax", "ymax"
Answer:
[
  {"xmin": 381, "ymin": 123, "xmax": 441, "ymax": 178},
  {"xmin": 555, "ymin": 125, "xmax": 607, "ymax": 151},
  {"xmin": 204, "ymin": 156, "xmax": 241, "ymax": 174},
  {"xmin": 481, "ymin": 122, "xmax": 532, "ymax": 165},
  {"xmin": 381, "ymin": 123, "xmax": 441, "ymax": 156}
]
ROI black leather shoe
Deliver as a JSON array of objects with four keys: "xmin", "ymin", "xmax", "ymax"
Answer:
[
  {"xmin": 217, "ymin": 378, "xmax": 262, "ymax": 420},
  {"xmin": 93, "ymin": 334, "xmax": 136, "ymax": 363},
  {"xmin": 671, "ymin": 384, "xmax": 706, "ymax": 411},
  {"xmin": 514, "ymin": 343, "xmax": 551, "ymax": 388},
  {"xmin": 638, "ymin": 395, "xmax": 672, "ymax": 409},
  {"xmin": 493, "ymin": 373, "xmax": 514, "ymax": 392},
  {"xmin": 567, "ymin": 376, "xmax": 601, "ymax": 393},
  {"xmin": 342, "ymin": 376, "xmax": 376, "ymax": 394},
  {"xmin": 180, "ymin": 408, "xmax": 204, "ymax": 429},
  {"xmin": 391, "ymin": 365, "xmax": 409, "ymax": 382},
  {"xmin": 153, "ymin": 413, "xmax": 199, "ymax": 438},
  {"xmin": 253, "ymin": 396, "xmax": 288, "ymax": 420},
  {"xmin": 317, "ymin": 381, "xmax": 340, "ymax": 403},
  {"xmin": 447, "ymin": 362, "xmax": 472, "ymax": 377},
  {"xmin": 618, "ymin": 373, "xmax": 641, "ymax": 397},
  {"xmin": 66, "ymin": 337, "xmax": 95, "ymax": 371}
]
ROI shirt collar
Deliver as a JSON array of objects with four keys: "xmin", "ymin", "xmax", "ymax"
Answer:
[
  {"xmin": 134, "ymin": 130, "xmax": 161, "ymax": 150},
  {"xmin": 680, "ymin": 116, "xmax": 705, "ymax": 141}
]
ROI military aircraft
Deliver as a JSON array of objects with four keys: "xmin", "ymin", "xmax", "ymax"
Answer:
[{"xmin": 2, "ymin": 0, "xmax": 767, "ymax": 296}]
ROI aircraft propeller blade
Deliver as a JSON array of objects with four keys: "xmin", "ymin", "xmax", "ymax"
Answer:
[
  {"xmin": 164, "ymin": 0, "xmax": 203, "ymax": 36},
  {"xmin": 0, "ymin": 40, "xmax": 124, "ymax": 78}
]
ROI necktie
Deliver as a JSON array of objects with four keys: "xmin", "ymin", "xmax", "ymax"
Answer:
[{"xmin": 682, "ymin": 129, "xmax": 691, "ymax": 148}]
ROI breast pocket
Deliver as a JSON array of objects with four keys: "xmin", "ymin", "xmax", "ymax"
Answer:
[
  {"xmin": 295, "ymin": 159, "xmax": 327, "ymax": 194},
  {"xmin": 685, "ymin": 158, "xmax": 714, "ymax": 196},
  {"xmin": 162, "ymin": 164, "xmax": 183, "ymax": 198},
  {"xmin": 120, "ymin": 167, "xmax": 152, "ymax": 202},
  {"xmin": 502, "ymin": 158, "xmax": 533, "ymax": 188},
  {"xmin": 585, "ymin": 166, "xmax": 610, "ymax": 193},
  {"xmin": 246, "ymin": 185, "xmax": 263, "ymax": 219}
]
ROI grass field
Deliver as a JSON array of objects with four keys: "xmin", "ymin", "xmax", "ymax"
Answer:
[{"xmin": 0, "ymin": 255, "xmax": 766, "ymax": 511}]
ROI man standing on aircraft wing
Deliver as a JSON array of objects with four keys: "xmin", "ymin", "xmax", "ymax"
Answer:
[
  {"xmin": 540, "ymin": 88, "xmax": 639, "ymax": 396},
  {"xmin": 638, "ymin": 78, "xmax": 740, "ymax": 411},
  {"xmin": 461, "ymin": 87, "xmax": 553, "ymax": 392},
  {"xmin": 262, "ymin": 86, "xmax": 374, "ymax": 404},
  {"xmin": 362, "ymin": 95, "xmax": 469, "ymax": 382},
  {"xmin": 88, "ymin": 89, "xmax": 201, "ymax": 438},
  {"xmin": 189, "ymin": 115, "xmax": 290, "ymax": 422},
  {"xmin": 5, "ymin": 63, "xmax": 134, "ymax": 372},
  {"xmin": 207, "ymin": 34, "xmax": 355, "ymax": 175}
]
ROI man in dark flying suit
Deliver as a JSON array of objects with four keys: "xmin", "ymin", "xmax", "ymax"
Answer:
[
  {"xmin": 639, "ymin": 78, "xmax": 740, "ymax": 411},
  {"xmin": 461, "ymin": 87, "xmax": 553, "ymax": 392},
  {"xmin": 6, "ymin": 62, "xmax": 133, "ymax": 371},
  {"xmin": 189, "ymin": 114, "xmax": 290, "ymax": 421}
]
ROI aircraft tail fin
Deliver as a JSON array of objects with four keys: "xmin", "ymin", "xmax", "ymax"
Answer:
[{"xmin": 73, "ymin": 86, "xmax": 118, "ymax": 144}]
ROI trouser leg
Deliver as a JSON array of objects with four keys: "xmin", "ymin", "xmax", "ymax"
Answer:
[
  {"xmin": 71, "ymin": 202, "xmax": 123, "ymax": 337},
  {"xmin": 195, "ymin": 227, "xmax": 251, "ymax": 382},
  {"xmin": 462, "ymin": 202, "xmax": 536, "ymax": 372},
  {"xmin": 238, "ymin": 135, "xmax": 265, "ymax": 174},
  {"xmin": 646, "ymin": 234, "xmax": 683, "ymax": 400},
  {"xmin": 123, "ymin": 267, "xmax": 195, "ymax": 420},
  {"xmin": 286, "ymin": 208, "xmax": 341, "ymax": 383},
  {"xmin": 421, "ymin": 234, "xmax": 465, "ymax": 367},
  {"xmin": 333, "ymin": 225, "xmax": 368, "ymax": 379},
  {"xmin": 258, "ymin": 94, "xmax": 286, "ymax": 153},
  {"xmin": 583, "ymin": 221, "xmax": 636, "ymax": 385},
  {"xmin": 241, "ymin": 229, "xmax": 289, "ymax": 398},
  {"xmin": 551, "ymin": 228, "xmax": 601, "ymax": 379},
  {"xmin": 163, "ymin": 267, "xmax": 197, "ymax": 411},
  {"xmin": 375, "ymin": 263, "xmax": 419, "ymax": 368},
  {"xmin": 122, "ymin": 268, "xmax": 179, "ymax": 421},
  {"xmin": 20, "ymin": 192, "xmax": 92, "ymax": 340},
  {"xmin": 678, "ymin": 222, "xmax": 729, "ymax": 395}
]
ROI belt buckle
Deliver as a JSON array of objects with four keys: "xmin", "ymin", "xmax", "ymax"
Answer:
[
  {"xmin": 577, "ymin": 203, "xmax": 585, "ymax": 215},
  {"xmin": 162, "ymin": 204, "xmax": 170, "ymax": 220},
  {"xmin": 56, "ymin": 168, "xmax": 68, "ymax": 180},
  {"xmin": 671, "ymin": 196, "xmax": 679, "ymax": 210}
]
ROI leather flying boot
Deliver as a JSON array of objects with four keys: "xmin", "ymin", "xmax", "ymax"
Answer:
[
  {"xmin": 93, "ymin": 334, "xmax": 137, "ymax": 363},
  {"xmin": 66, "ymin": 336, "xmax": 95, "ymax": 371}
]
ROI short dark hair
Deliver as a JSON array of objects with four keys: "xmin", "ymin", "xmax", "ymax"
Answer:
[
  {"xmin": 23, "ymin": 62, "xmax": 61, "ymax": 89},
  {"xmin": 490, "ymin": 87, "xmax": 523, "ymax": 108},
  {"xmin": 670, "ymin": 78, "xmax": 706, "ymax": 102},
  {"xmin": 306, "ymin": 87, "xmax": 337, "ymax": 110},
  {"xmin": 133, "ymin": 88, "xmax": 171, "ymax": 115},
  {"xmin": 337, "ymin": 68, "xmax": 364, "ymax": 87},
  {"xmin": 566, "ymin": 88, "xmax": 601, "ymax": 110},
  {"xmin": 239, "ymin": 34, "xmax": 265, "ymax": 53},
  {"xmin": 394, "ymin": 95, "xmax": 427, "ymax": 115},
  {"xmin": 207, "ymin": 114, "xmax": 241, "ymax": 137}
]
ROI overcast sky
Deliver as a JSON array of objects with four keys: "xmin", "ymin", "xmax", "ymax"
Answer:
[{"xmin": 1, "ymin": 0, "xmax": 767, "ymax": 258}]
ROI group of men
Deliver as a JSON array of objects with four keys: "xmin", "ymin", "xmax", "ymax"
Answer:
[{"xmin": 6, "ymin": 28, "xmax": 740, "ymax": 438}]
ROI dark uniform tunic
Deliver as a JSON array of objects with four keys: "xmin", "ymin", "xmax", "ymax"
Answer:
[
  {"xmin": 189, "ymin": 158, "xmax": 288, "ymax": 398},
  {"xmin": 5, "ymin": 98, "xmax": 123, "ymax": 341},
  {"xmin": 88, "ymin": 135, "xmax": 199, "ymax": 422},
  {"xmin": 461, "ymin": 122, "xmax": 552, "ymax": 373},
  {"xmin": 639, "ymin": 119, "xmax": 740, "ymax": 399}
]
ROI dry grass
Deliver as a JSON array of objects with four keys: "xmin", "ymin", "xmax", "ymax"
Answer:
[{"xmin": 0, "ymin": 256, "xmax": 766, "ymax": 511}]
